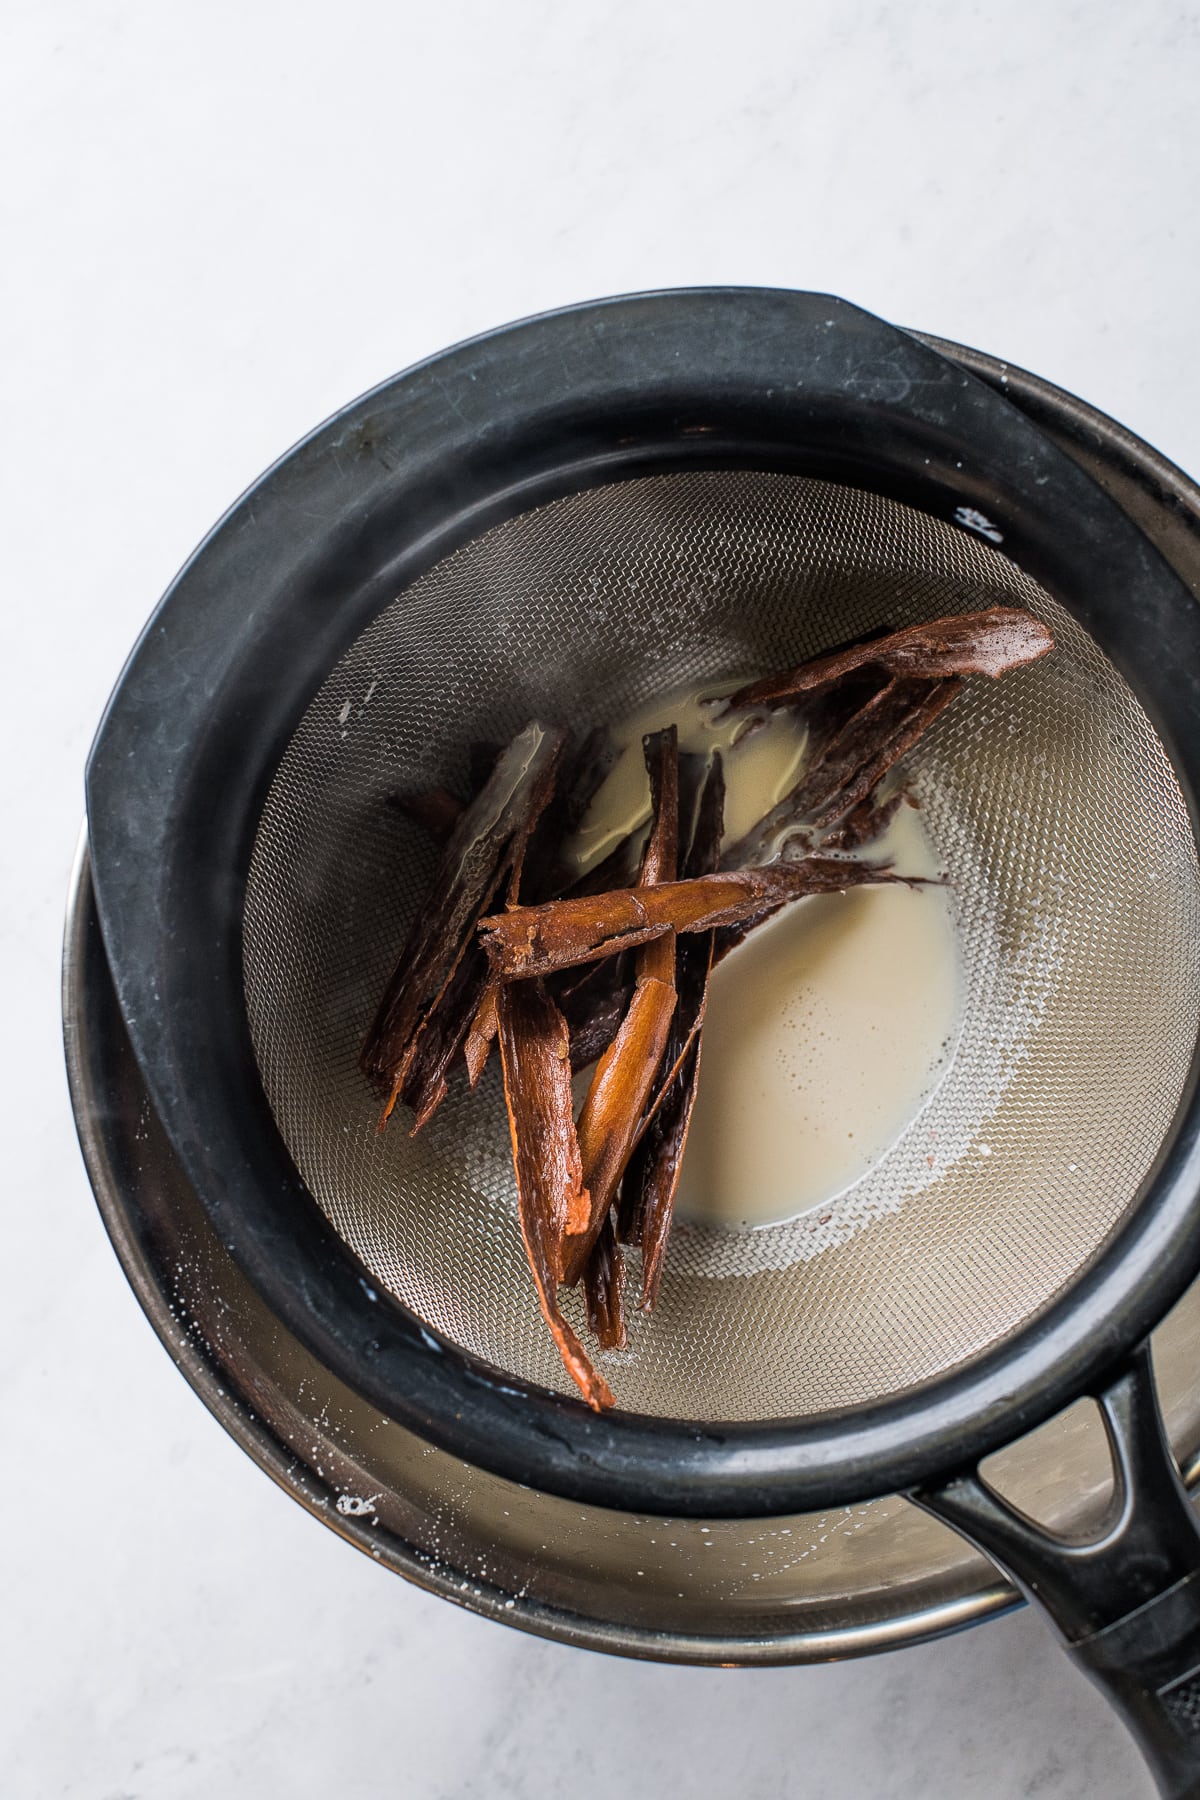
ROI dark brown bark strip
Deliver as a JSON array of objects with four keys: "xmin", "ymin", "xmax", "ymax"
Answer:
[
  {"xmin": 583, "ymin": 1209, "xmax": 628, "ymax": 1351},
  {"xmin": 809, "ymin": 679, "xmax": 961, "ymax": 829},
  {"xmin": 564, "ymin": 974, "xmax": 677, "ymax": 1286},
  {"xmin": 362, "ymin": 720, "xmax": 565, "ymax": 1118},
  {"xmin": 525, "ymin": 726, "xmax": 616, "ymax": 901},
  {"xmin": 626, "ymin": 1031, "xmax": 705, "ymax": 1310},
  {"xmin": 728, "ymin": 607, "xmax": 1053, "ymax": 708},
  {"xmin": 403, "ymin": 729, "xmax": 567, "ymax": 1128},
  {"xmin": 563, "ymin": 729, "xmax": 681, "ymax": 1291},
  {"xmin": 722, "ymin": 677, "xmax": 941, "ymax": 866},
  {"xmin": 496, "ymin": 980, "xmax": 613, "ymax": 1411},
  {"xmin": 400, "ymin": 941, "xmax": 491, "ymax": 1128},
  {"xmin": 619, "ymin": 753, "xmax": 725, "ymax": 1276}
]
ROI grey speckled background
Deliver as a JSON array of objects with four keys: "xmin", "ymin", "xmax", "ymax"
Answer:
[{"xmin": 4, "ymin": 3, "xmax": 1199, "ymax": 1795}]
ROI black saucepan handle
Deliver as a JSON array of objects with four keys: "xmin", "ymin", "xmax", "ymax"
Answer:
[{"xmin": 914, "ymin": 1344, "xmax": 1200, "ymax": 1798}]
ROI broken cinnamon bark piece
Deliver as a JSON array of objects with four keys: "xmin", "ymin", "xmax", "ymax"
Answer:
[
  {"xmin": 723, "ymin": 677, "xmax": 958, "ymax": 865},
  {"xmin": 361, "ymin": 719, "xmax": 565, "ymax": 1120},
  {"xmin": 555, "ymin": 956, "xmax": 636, "ymax": 1072},
  {"xmin": 636, "ymin": 726, "xmax": 680, "ymax": 983},
  {"xmin": 401, "ymin": 730, "xmax": 577, "ymax": 1125},
  {"xmin": 583, "ymin": 1210, "xmax": 628, "ymax": 1352},
  {"xmin": 638, "ymin": 728, "xmax": 680, "ymax": 888},
  {"xmin": 809, "ymin": 679, "xmax": 960, "ymax": 830},
  {"xmin": 565, "ymin": 973, "xmax": 677, "ymax": 1287},
  {"xmin": 525, "ymin": 726, "xmax": 616, "ymax": 901},
  {"xmin": 456, "ymin": 724, "xmax": 619, "ymax": 1092},
  {"xmin": 781, "ymin": 676, "xmax": 935, "ymax": 817},
  {"xmin": 400, "ymin": 940, "xmax": 491, "ymax": 1128},
  {"xmin": 619, "ymin": 752, "xmax": 725, "ymax": 1292},
  {"xmin": 622, "ymin": 1030, "xmax": 704, "ymax": 1309},
  {"xmin": 478, "ymin": 857, "xmax": 911, "ymax": 982},
  {"xmin": 564, "ymin": 728, "xmax": 681, "ymax": 1291},
  {"xmin": 620, "ymin": 749, "xmax": 727, "ymax": 1161},
  {"xmin": 496, "ymin": 979, "xmax": 613, "ymax": 1410},
  {"xmin": 727, "ymin": 607, "xmax": 1053, "ymax": 709},
  {"xmin": 401, "ymin": 727, "xmax": 565, "ymax": 1130},
  {"xmin": 823, "ymin": 789, "xmax": 906, "ymax": 853}
]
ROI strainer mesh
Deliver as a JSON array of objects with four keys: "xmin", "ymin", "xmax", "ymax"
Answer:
[{"xmin": 242, "ymin": 472, "xmax": 1200, "ymax": 1421}]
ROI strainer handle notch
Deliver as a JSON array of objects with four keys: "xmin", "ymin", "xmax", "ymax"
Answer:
[{"xmin": 915, "ymin": 1343, "xmax": 1200, "ymax": 1798}]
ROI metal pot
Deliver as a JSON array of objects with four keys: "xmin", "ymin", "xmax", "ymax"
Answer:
[{"xmin": 68, "ymin": 296, "xmax": 1200, "ymax": 1793}]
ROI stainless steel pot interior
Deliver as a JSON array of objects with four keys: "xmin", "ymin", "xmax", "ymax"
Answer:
[{"xmin": 243, "ymin": 470, "xmax": 1200, "ymax": 1422}]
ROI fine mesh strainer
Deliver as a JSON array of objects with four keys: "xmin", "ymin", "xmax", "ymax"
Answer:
[
  {"xmin": 242, "ymin": 470, "xmax": 1200, "ymax": 1424},
  {"xmin": 82, "ymin": 291, "xmax": 1200, "ymax": 1794}
]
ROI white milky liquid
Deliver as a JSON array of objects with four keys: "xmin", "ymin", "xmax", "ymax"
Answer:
[
  {"xmin": 565, "ymin": 683, "xmax": 809, "ymax": 873},
  {"xmin": 677, "ymin": 803, "xmax": 960, "ymax": 1227},
  {"xmin": 569, "ymin": 679, "xmax": 962, "ymax": 1228}
]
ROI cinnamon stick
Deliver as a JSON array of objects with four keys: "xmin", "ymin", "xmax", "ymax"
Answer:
[
  {"xmin": 583, "ymin": 1210, "xmax": 628, "ymax": 1352},
  {"xmin": 728, "ymin": 607, "xmax": 1053, "ymax": 709},
  {"xmin": 568, "ymin": 729, "xmax": 680, "ymax": 1291},
  {"xmin": 495, "ymin": 979, "xmax": 613, "ymax": 1410},
  {"xmin": 478, "ymin": 857, "xmax": 911, "ymax": 983},
  {"xmin": 361, "ymin": 719, "xmax": 565, "ymax": 1119},
  {"xmin": 722, "ymin": 678, "xmax": 959, "ymax": 865},
  {"xmin": 619, "ymin": 752, "xmax": 725, "ymax": 1295}
]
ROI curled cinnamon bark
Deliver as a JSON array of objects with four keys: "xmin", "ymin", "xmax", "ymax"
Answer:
[
  {"xmin": 556, "ymin": 955, "xmax": 635, "ymax": 1072},
  {"xmin": 569, "ymin": 729, "xmax": 680, "ymax": 1294},
  {"xmin": 623, "ymin": 1031, "xmax": 704, "ymax": 1309},
  {"xmin": 722, "ymin": 676, "xmax": 945, "ymax": 864},
  {"xmin": 566, "ymin": 973, "xmax": 677, "ymax": 1285},
  {"xmin": 400, "ymin": 941, "xmax": 491, "ymax": 1127},
  {"xmin": 361, "ymin": 720, "xmax": 565, "ymax": 1120},
  {"xmin": 809, "ymin": 679, "xmax": 960, "ymax": 830},
  {"xmin": 619, "ymin": 752, "xmax": 726, "ymax": 1301},
  {"xmin": 463, "ymin": 725, "xmax": 621, "ymax": 1091},
  {"xmin": 525, "ymin": 726, "xmax": 617, "ymax": 901},
  {"xmin": 727, "ymin": 607, "xmax": 1053, "ymax": 709},
  {"xmin": 496, "ymin": 979, "xmax": 613, "ymax": 1410},
  {"xmin": 376, "ymin": 722, "xmax": 615, "ymax": 1120},
  {"xmin": 478, "ymin": 857, "xmax": 911, "ymax": 982},
  {"xmin": 583, "ymin": 1210, "xmax": 628, "ymax": 1352}
]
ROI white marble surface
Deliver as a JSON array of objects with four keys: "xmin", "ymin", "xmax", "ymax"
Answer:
[{"xmin": 4, "ymin": 2, "xmax": 1199, "ymax": 1794}]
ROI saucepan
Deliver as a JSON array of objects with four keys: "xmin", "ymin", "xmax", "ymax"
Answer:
[{"xmin": 69, "ymin": 290, "xmax": 1200, "ymax": 1795}]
